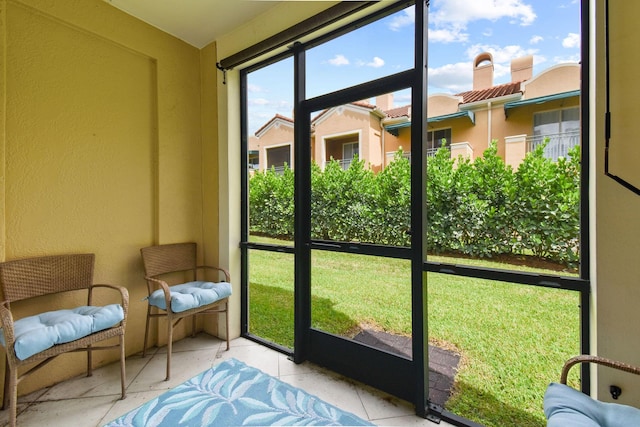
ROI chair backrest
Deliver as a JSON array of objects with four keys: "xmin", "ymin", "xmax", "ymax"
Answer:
[
  {"xmin": 0, "ymin": 254, "xmax": 95, "ymax": 303},
  {"xmin": 140, "ymin": 242, "xmax": 197, "ymax": 278}
]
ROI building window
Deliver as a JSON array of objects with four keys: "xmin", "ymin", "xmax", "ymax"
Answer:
[
  {"xmin": 248, "ymin": 150, "xmax": 259, "ymax": 170},
  {"xmin": 531, "ymin": 108, "xmax": 580, "ymax": 160},
  {"xmin": 266, "ymin": 145, "xmax": 291, "ymax": 173},
  {"xmin": 427, "ymin": 128, "xmax": 451, "ymax": 156},
  {"xmin": 324, "ymin": 134, "xmax": 359, "ymax": 170},
  {"xmin": 342, "ymin": 142, "xmax": 359, "ymax": 170}
]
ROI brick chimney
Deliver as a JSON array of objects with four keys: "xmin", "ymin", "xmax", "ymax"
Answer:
[
  {"xmin": 375, "ymin": 93, "xmax": 394, "ymax": 111},
  {"xmin": 473, "ymin": 52, "xmax": 494, "ymax": 90},
  {"xmin": 511, "ymin": 55, "xmax": 533, "ymax": 82}
]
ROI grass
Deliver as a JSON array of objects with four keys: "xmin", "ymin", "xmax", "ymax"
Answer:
[{"xmin": 248, "ymin": 237, "xmax": 581, "ymax": 427}]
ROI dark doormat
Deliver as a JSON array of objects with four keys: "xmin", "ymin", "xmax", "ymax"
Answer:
[{"xmin": 353, "ymin": 329, "xmax": 460, "ymax": 407}]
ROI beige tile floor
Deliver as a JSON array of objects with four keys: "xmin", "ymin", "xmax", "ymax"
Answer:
[{"xmin": 0, "ymin": 333, "xmax": 453, "ymax": 427}]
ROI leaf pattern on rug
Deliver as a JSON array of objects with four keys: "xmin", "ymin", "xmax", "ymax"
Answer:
[{"xmin": 104, "ymin": 358, "xmax": 374, "ymax": 426}]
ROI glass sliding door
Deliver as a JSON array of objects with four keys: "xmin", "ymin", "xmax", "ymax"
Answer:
[
  {"xmin": 239, "ymin": 1, "xmax": 589, "ymax": 426},
  {"xmin": 295, "ymin": 0, "xmax": 426, "ymax": 406}
]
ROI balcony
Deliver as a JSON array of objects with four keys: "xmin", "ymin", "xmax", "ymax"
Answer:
[
  {"xmin": 526, "ymin": 130, "xmax": 580, "ymax": 160},
  {"xmin": 325, "ymin": 158, "xmax": 354, "ymax": 170}
]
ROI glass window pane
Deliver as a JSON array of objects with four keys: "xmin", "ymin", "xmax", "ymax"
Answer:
[
  {"xmin": 534, "ymin": 111, "xmax": 560, "ymax": 135},
  {"xmin": 248, "ymin": 247, "xmax": 294, "ymax": 349},
  {"xmin": 561, "ymin": 107, "xmax": 580, "ymax": 132},
  {"xmin": 306, "ymin": 6, "xmax": 414, "ymax": 98},
  {"xmin": 310, "ymin": 91, "xmax": 411, "ymax": 246},
  {"xmin": 427, "ymin": 272, "xmax": 581, "ymax": 426},
  {"xmin": 247, "ymin": 57, "xmax": 295, "ymax": 243},
  {"xmin": 311, "ymin": 251, "xmax": 412, "ymax": 359}
]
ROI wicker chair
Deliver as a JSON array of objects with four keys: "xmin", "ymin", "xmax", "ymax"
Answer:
[
  {"xmin": 0, "ymin": 254, "xmax": 128, "ymax": 427},
  {"xmin": 544, "ymin": 355, "xmax": 640, "ymax": 426},
  {"xmin": 140, "ymin": 242, "xmax": 231, "ymax": 381}
]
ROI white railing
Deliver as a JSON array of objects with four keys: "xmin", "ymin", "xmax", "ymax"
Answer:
[
  {"xmin": 526, "ymin": 131, "xmax": 580, "ymax": 161},
  {"xmin": 267, "ymin": 165, "xmax": 286, "ymax": 175},
  {"xmin": 385, "ymin": 151, "xmax": 412, "ymax": 162},
  {"xmin": 325, "ymin": 158, "xmax": 354, "ymax": 170}
]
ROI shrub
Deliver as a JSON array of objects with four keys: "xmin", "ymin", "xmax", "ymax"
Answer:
[
  {"xmin": 249, "ymin": 142, "xmax": 581, "ymax": 268},
  {"xmin": 249, "ymin": 164, "xmax": 294, "ymax": 238}
]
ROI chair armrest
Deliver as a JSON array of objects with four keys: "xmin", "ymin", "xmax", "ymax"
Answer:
[
  {"xmin": 0, "ymin": 302, "xmax": 15, "ymax": 346},
  {"xmin": 145, "ymin": 276, "xmax": 172, "ymax": 310},
  {"xmin": 89, "ymin": 284, "xmax": 130, "ymax": 320},
  {"xmin": 561, "ymin": 355, "xmax": 640, "ymax": 384},
  {"xmin": 196, "ymin": 265, "xmax": 231, "ymax": 282}
]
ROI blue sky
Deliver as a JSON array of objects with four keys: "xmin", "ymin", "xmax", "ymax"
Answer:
[{"xmin": 247, "ymin": 0, "xmax": 581, "ymax": 133}]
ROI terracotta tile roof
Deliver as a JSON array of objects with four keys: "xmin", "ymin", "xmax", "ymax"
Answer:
[
  {"xmin": 254, "ymin": 113, "xmax": 293, "ymax": 136},
  {"xmin": 352, "ymin": 100, "xmax": 376, "ymax": 109},
  {"xmin": 311, "ymin": 102, "xmax": 378, "ymax": 125},
  {"xmin": 455, "ymin": 81, "xmax": 523, "ymax": 104},
  {"xmin": 385, "ymin": 105, "xmax": 410, "ymax": 118}
]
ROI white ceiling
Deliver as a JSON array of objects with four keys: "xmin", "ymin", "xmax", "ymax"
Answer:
[{"xmin": 105, "ymin": 0, "xmax": 281, "ymax": 48}]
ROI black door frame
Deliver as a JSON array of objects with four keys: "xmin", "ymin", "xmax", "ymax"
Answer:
[{"xmin": 291, "ymin": 0, "xmax": 429, "ymax": 413}]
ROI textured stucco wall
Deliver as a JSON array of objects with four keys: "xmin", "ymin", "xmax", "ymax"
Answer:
[{"xmin": 0, "ymin": 0, "xmax": 219, "ymax": 396}]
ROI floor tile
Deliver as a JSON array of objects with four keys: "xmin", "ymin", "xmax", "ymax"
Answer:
[
  {"xmin": 13, "ymin": 395, "xmax": 118, "ymax": 427},
  {"xmin": 3, "ymin": 333, "xmax": 454, "ymax": 427},
  {"xmin": 97, "ymin": 390, "xmax": 166, "ymax": 426},
  {"xmin": 279, "ymin": 369, "xmax": 369, "ymax": 420},
  {"xmin": 126, "ymin": 348, "xmax": 216, "ymax": 393},
  {"xmin": 215, "ymin": 339, "xmax": 281, "ymax": 377},
  {"xmin": 39, "ymin": 356, "xmax": 148, "ymax": 401},
  {"xmin": 357, "ymin": 383, "xmax": 415, "ymax": 420}
]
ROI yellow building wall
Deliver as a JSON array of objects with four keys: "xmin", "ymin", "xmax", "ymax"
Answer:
[
  {"xmin": 523, "ymin": 64, "xmax": 580, "ymax": 99},
  {"xmin": 255, "ymin": 123, "xmax": 295, "ymax": 172},
  {"xmin": 0, "ymin": 0, "xmax": 219, "ymax": 396}
]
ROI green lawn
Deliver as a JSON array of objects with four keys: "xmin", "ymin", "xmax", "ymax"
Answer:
[{"xmin": 247, "ymin": 238, "xmax": 581, "ymax": 427}]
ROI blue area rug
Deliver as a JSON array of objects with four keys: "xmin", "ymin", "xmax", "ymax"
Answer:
[{"xmin": 104, "ymin": 358, "xmax": 374, "ymax": 426}]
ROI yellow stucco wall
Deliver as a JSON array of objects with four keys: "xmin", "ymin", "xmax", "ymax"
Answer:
[
  {"xmin": 523, "ymin": 63, "xmax": 580, "ymax": 99},
  {"xmin": 255, "ymin": 121, "xmax": 295, "ymax": 172},
  {"xmin": 0, "ymin": 0, "xmax": 220, "ymax": 396}
]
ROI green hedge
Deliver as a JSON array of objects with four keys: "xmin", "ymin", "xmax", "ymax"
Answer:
[{"xmin": 249, "ymin": 141, "xmax": 580, "ymax": 268}]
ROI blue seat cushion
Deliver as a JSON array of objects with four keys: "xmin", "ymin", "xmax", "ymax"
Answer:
[
  {"xmin": 0, "ymin": 304, "xmax": 125, "ymax": 361},
  {"xmin": 148, "ymin": 281, "xmax": 232, "ymax": 313},
  {"xmin": 544, "ymin": 382, "xmax": 640, "ymax": 427}
]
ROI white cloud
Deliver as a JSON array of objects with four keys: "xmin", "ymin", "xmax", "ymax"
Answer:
[
  {"xmin": 466, "ymin": 44, "xmax": 537, "ymax": 64},
  {"xmin": 250, "ymin": 98, "xmax": 270, "ymax": 106},
  {"xmin": 562, "ymin": 32, "xmax": 580, "ymax": 48},
  {"xmin": 366, "ymin": 57, "xmax": 385, "ymax": 68},
  {"xmin": 388, "ymin": 9, "xmax": 415, "ymax": 31},
  {"xmin": 552, "ymin": 53, "xmax": 580, "ymax": 64},
  {"xmin": 428, "ymin": 62, "xmax": 473, "ymax": 93},
  {"xmin": 248, "ymin": 83, "xmax": 265, "ymax": 93},
  {"xmin": 430, "ymin": 0, "xmax": 536, "ymax": 27},
  {"xmin": 428, "ymin": 0, "xmax": 536, "ymax": 48},
  {"xmin": 328, "ymin": 54, "xmax": 350, "ymax": 66},
  {"xmin": 428, "ymin": 27, "xmax": 469, "ymax": 43},
  {"xmin": 530, "ymin": 35, "xmax": 544, "ymax": 44}
]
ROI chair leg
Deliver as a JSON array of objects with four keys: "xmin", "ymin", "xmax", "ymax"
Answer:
[
  {"xmin": 225, "ymin": 301, "xmax": 230, "ymax": 351},
  {"xmin": 166, "ymin": 319, "xmax": 173, "ymax": 381},
  {"xmin": 119, "ymin": 334, "xmax": 126, "ymax": 400},
  {"xmin": 142, "ymin": 307, "xmax": 151, "ymax": 358},
  {"xmin": 6, "ymin": 367, "xmax": 16, "ymax": 427},
  {"xmin": 2, "ymin": 358, "xmax": 9, "ymax": 411},
  {"xmin": 87, "ymin": 344, "xmax": 93, "ymax": 377}
]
